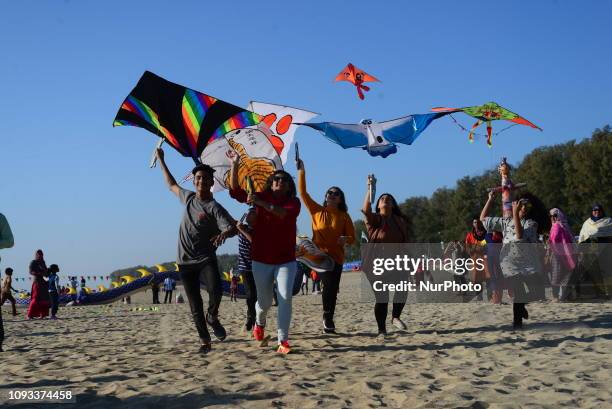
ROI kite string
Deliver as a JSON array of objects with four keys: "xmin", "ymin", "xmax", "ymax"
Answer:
[{"xmin": 447, "ymin": 113, "xmax": 518, "ymax": 137}]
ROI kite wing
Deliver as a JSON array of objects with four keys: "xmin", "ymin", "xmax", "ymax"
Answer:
[
  {"xmin": 433, "ymin": 102, "xmax": 541, "ymax": 130},
  {"xmin": 482, "ymin": 102, "xmax": 541, "ymax": 130},
  {"xmin": 247, "ymin": 102, "xmax": 319, "ymax": 164},
  {"xmin": 335, "ymin": 64, "xmax": 356, "ymax": 84},
  {"xmin": 113, "ymin": 71, "xmax": 263, "ymax": 160},
  {"xmin": 380, "ymin": 113, "xmax": 446, "ymax": 145},
  {"xmin": 301, "ymin": 122, "xmax": 368, "ymax": 149},
  {"xmin": 431, "ymin": 106, "xmax": 463, "ymax": 114},
  {"xmin": 334, "ymin": 63, "xmax": 380, "ymax": 85}
]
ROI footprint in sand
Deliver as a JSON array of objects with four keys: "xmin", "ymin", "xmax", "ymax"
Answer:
[
  {"xmin": 365, "ymin": 381, "xmax": 383, "ymax": 391},
  {"xmin": 501, "ymin": 375, "xmax": 520, "ymax": 384},
  {"xmin": 420, "ymin": 372, "xmax": 435, "ymax": 380}
]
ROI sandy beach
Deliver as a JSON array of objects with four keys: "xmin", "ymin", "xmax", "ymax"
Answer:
[{"xmin": 1, "ymin": 272, "xmax": 610, "ymax": 409}]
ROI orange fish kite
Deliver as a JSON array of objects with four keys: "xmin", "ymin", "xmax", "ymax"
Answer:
[{"xmin": 335, "ymin": 63, "xmax": 380, "ymax": 100}]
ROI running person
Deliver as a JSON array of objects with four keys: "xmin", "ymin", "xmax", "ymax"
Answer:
[
  {"xmin": 362, "ymin": 176, "xmax": 410, "ymax": 338},
  {"xmin": 481, "ymin": 191, "xmax": 548, "ymax": 329},
  {"xmin": 156, "ymin": 148, "xmax": 237, "ymax": 354},
  {"xmin": 230, "ymin": 158, "xmax": 300, "ymax": 354},
  {"xmin": 297, "ymin": 158, "xmax": 354, "ymax": 333}
]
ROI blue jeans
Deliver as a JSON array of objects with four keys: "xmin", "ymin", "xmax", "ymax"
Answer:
[{"xmin": 252, "ymin": 261, "xmax": 297, "ymax": 342}]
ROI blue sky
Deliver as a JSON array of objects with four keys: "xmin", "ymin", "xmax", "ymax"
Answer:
[{"xmin": 1, "ymin": 0, "xmax": 610, "ymax": 288}]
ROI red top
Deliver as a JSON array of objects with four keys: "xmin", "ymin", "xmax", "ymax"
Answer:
[{"xmin": 230, "ymin": 188, "xmax": 301, "ymax": 265}]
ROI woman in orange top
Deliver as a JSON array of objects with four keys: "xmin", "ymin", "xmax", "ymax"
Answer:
[{"xmin": 297, "ymin": 159, "xmax": 355, "ymax": 333}]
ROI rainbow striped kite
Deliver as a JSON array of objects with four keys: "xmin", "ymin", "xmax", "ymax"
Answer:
[{"xmin": 113, "ymin": 71, "xmax": 262, "ymax": 160}]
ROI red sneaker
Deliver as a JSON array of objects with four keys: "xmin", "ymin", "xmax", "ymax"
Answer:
[
  {"xmin": 252, "ymin": 324, "xmax": 265, "ymax": 341},
  {"xmin": 277, "ymin": 340, "xmax": 291, "ymax": 354}
]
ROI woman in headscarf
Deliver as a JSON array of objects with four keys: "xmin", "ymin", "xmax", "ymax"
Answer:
[
  {"xmin": 577, "ymin": 204, "xmax": 612, "ymax": 299},
  {"xmin": 362, "ymin": 175, "xmax": 410, "ymax": 338},
  {"xmin": 548, "ymin": 208, "xmax": 576, "ymax": 302},
  {"xmin": 578, "ymin": 204, "xmax": 612, "ymax": 244},
  {"xmin": 27, "ymin": 249, "xmax": 50, "ymax": 319},
  {"xmin": 297, "ymin": 158, "xmax": 355, "ymax": 334}
]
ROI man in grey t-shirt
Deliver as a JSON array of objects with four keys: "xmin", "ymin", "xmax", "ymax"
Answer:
[{"xmin": 157, "ymin": 148, "xmax": 237, "ymax": 354}]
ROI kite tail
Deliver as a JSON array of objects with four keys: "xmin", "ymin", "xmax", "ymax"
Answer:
[
  {"xmin": 486, "ymin": 121, "xmax": 493, "ymax": 147},
  {"xmin": 356, "ymin": 86, "xmax": 365, "ymax": 100},
  {"xmin": 468, "ymin": 120, "xmax": 482, "ymax": 143}
]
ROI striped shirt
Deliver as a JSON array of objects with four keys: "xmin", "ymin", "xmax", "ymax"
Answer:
[{"xmin": 238, "ymin": 230, "xmax": 252, "ymax": 273}]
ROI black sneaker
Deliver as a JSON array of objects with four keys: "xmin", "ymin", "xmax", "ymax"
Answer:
[
  {"xmin": 199, "ymin": 342, "xmax": 212, "ymax": 354},
  {"xmin": 245, "ymin": 317, "xmax": 255, "ymax": 332},
  {"xmin": 206, "ymin": 314, "xmax": 227, "ymax": 341},
  {"xmin": 323, "ymin": 318, "xmax": 336, "ymax": 334}
]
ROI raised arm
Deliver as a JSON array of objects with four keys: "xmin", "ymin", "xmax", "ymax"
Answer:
[
  {"xmin": 361, "ymin": 175, "xmax": 374, "ymax": 216},
  {"xmin": 480, "ymin": 191, "xmax": 496, "ymax": 221},
  {"xmin": 512, "ymin": 200, "xmax": 524, "ymax": 240},
  {"xmin": 297, "ymin": 159, "xmax": 322, "ymax": 214},
  {"xmin": 156, "ymin": 148, "xmax": 180, "ymax": 197}
]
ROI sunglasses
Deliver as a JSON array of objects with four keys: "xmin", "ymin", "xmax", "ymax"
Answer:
[
  {"xmin": 272, "ymin": 175, "xmax": 289, "ymax": 182},
  {"xmin": 327, "ymin": 190, "xmax": 341, "ymax": 197}
]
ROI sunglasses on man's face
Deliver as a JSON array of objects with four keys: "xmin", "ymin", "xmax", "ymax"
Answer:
[
  {"xmin": 327, "ymin": 190, "xmax": 341, "ymax": 197},
  {"xmin": 273, "ymin": 175, "xmax": 289, "ymax": 182}
]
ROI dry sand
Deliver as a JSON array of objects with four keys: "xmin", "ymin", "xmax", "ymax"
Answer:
[{"xmin": 1, "ymin": 272, "xmax": 611, "ymax": 409}]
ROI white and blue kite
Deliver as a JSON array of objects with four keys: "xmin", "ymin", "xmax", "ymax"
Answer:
[{"xmin": 299, "ymin": 112, "xmax": 446, "ymax": 158}]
